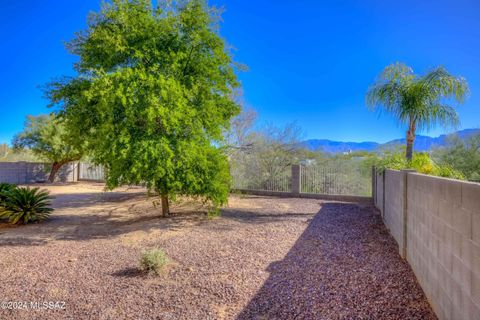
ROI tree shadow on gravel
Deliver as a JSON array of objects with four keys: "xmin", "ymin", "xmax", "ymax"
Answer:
[
  {"xmin": 236, "ymin": 202, "xmax": 437, "ymax": 320},
  {"xmin": 0, "ymin": 190, "xmax": 214, "ymax": 245},
  {"xmin": 50, "ymin": 191, "xmax": 147, "ymax": 210},
  {"xmin": 220, "ymin": 209, "xmax": 314, "ymax": 224},
  {"xmin": 0, "ymin": 212, "xmax": 211, "ymax": 245},
  {"xmin": 111, "ymin": 267, "xmax": 145, "ymax": 278},
  {"xmin": 0, "ymin": 237, "xmax": 47, "ymax": 246},
  {"xmin": 0, "ymin": 190, "xmax": 321, "ymax": 245}
]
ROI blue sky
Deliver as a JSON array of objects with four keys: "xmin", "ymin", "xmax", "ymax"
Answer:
[{"xmin": 0, "ymin": 0, "xmax": 479, "ymax": 144}]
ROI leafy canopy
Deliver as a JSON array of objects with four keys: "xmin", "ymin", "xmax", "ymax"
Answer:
[
  {"xmin": 366, "ymin": 62, "xmax": 469, "ymax": 161},
  {"xmin": 47, "ymin": 0, "xmax": 241, "ymax": 207},
  {"xmin": 366, "ymin": 63, "xmax": 469, "ymax": 132},
  {"xmin": 433, "ymin": 133, "xmax": 480, "ymax": 181},
  {"xmin": 13, "ymin": 114, "xmax": 82, "ymax": 164}
]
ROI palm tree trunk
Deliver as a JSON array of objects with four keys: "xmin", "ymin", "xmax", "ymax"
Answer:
[
  {"xmin": 406, "ymin": 137, "xmax": 414, "ymax": 161},
  {"xmin": 161, "ymin": 193, "xmax": 170, "ymax": 217},
  {"xmin": 406, "ymin": 119, "xmax": 416, "ymax": 161},
  {"xmin": 405, "ymin": 115, "xmax": 417, "ymax": 162}
]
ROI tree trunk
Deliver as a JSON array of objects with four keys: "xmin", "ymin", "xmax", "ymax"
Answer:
[
  {"xmin": 406, "ymin": 138, "xmax": 414, "ymax": 161},
  {"xmin": 405, "ymin": 117, "xmax": 416, "ymax": 162},
  {"xmin": 161, "ymin": 194, "xmax": 170, "ymax": 217},
  {"xmin": 48, "ymin": 162, "xmax": 63, "ymax": 183},
  {"xmin": 406, "ymin": 127, "xmax": 416, "ymax": 162}
]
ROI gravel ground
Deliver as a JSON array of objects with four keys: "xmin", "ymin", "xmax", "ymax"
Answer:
[{"xmin": 0, "ymin": 183, "xmax": 436, "ymax": 320}]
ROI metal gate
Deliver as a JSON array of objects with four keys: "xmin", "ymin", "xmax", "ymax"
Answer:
[
  {"xmin": 231, "ymin": 164, "xmax": 292, "ymax": 192},
  {"xmin": 231, "ymin": 161, "xmax": 372, "ymax": 197},
  {"xmin": 300, "ymin": 161, "xmax": 372, "ymax": 196}
]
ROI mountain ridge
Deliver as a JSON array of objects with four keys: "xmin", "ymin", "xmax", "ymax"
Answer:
[{"xmin": 303, "ymin": 128, "xmax": 480, "ymax": 153}]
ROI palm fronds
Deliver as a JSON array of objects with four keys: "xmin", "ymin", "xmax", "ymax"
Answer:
[
  {"xmin": 367, "ymin": 63, "xmax": 469, "ymax": 131},
  {"xmin": 0, "ymin": 187, "xmax": 53, "ymax": 224},
  {"xmin": 366, "ymin": 63, "xmax": 469, "ymax": 159}
]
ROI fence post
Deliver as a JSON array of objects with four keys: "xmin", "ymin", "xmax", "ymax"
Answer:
[{"xmin": 291, "ymin": 165, "xmax": 301, "ymax": 196}]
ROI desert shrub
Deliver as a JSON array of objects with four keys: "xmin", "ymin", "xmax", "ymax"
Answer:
[
  {"xmin": 207, "ymin": 207, "xmax": 221, "ymax": 219},
  {"xmin": 0, "ymin": 187, "xmax": 53, "ymax": 224},
  {"xmin": 139, "ymin": 249, "xmax": 169, "ymax": 275},
  {"xmin": 375, "ymin": 151, "xmax": 465, "ymax": 179},
  {"xmin": 432, "ymin": 133, "xmax": 480, "ymax": 181}
]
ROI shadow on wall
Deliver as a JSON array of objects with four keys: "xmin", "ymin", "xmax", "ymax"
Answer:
[
  {"xmin": 26, "ymin": 163, "xmax": 49, "ymax": 182},
  {"xmin": 236, "ymin": 202, "xmax": 437, "ymax": 320},
  {"xmin": 0, "ymin": 162, "xmax": 76, "ymax": 184}
]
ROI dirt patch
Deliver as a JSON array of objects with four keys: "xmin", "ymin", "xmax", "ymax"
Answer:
[{"xmin": 0, "ymin": 183, "xmax": 436, "ymax": 319}]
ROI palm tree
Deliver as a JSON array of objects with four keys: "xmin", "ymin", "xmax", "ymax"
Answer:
[{"xmin": 366, "ymin": 63, "xmax": 469, "ymax": 161}]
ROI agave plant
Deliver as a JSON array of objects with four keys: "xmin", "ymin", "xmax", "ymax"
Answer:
[{"xmin": 0, "ymin": 187, "xmax": 53, "ymax": 224}]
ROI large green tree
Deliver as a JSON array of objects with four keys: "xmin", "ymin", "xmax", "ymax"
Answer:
[
  {"xmin": 13, "ymin": 114, "xmax": 83, "ymax": 182},
  {"xmin": 47, "ymin": 0, "xmax": 241, "ymax": 216},
  {"xmin": 366, "ymin": 63, "xmax": 469, "ymax": 160},
  {"xmin": 434, "ymin": 133, "xmax": 480, "ymax": 181}
]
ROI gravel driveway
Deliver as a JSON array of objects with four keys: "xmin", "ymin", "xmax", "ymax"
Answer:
[{"xmin": 0, "ymin": 183, "xmax": 436, "ymax": 319}]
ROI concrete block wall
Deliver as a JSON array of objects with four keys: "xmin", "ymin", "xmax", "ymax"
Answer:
[
  {"xmin": 374, "ymin": 171, "xmax": 384, "ymax": 215},
  {"xmin": 0, "ymin": 162, "xmax": 78, "ymax": 184},
  {"xmin": 384, "ymin": 170, "xmax": 406, "ymax": 256},
  {"xmin": 376, "ymin": 169, "xmax": 480, "ymax": 320},
  {"xmin": 0, "ymin": 162, "xmax": 28, "ymax": 184}
]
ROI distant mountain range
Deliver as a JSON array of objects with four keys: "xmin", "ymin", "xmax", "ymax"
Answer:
[{"xmin": 303, "ymin": 128, "xmax": 480, "ymax": 153}]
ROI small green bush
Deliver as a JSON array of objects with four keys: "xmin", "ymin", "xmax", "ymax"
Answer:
[
  {"xmin": 375, "ymin": 151, "xmax": 465, "ymax": 180},
  {"xmin": 139, "ymin": 249, "xmax": 169, "ymax": 275},
  {"xmin": 207, "ymin": 207, "xmax": 221, "ymax": 219},
  {"xmin": 0, "ymin": 187, "xmax": 53, "ymax": 224},
  {"xmin": 0, "ymin": 183, "xmax": 16, "ymax": 206}
]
